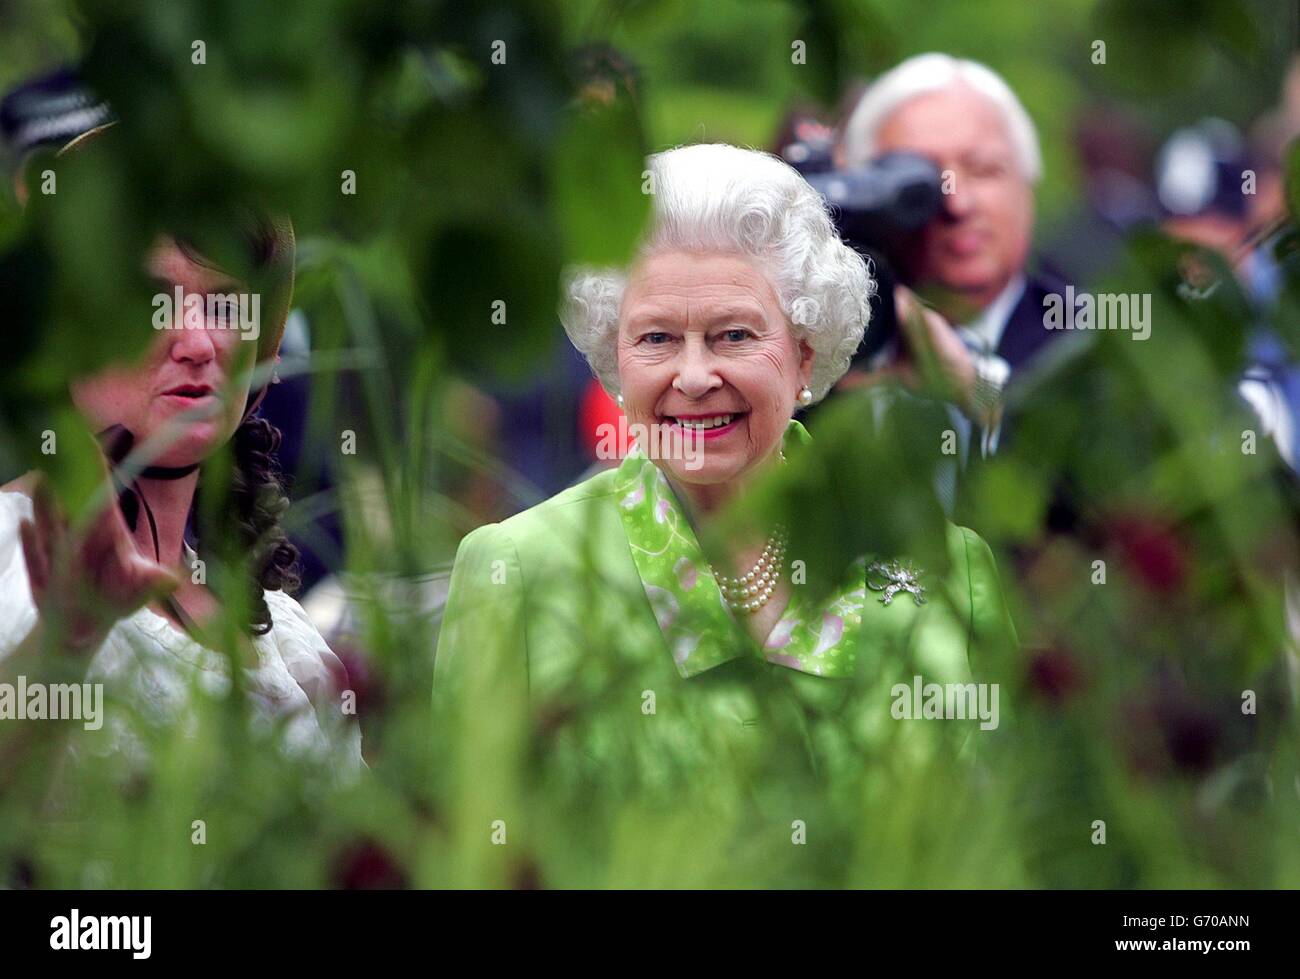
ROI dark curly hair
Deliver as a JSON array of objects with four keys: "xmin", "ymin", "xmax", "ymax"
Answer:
[{"xmin": 228, "ymin": 414, "xmax": 301, "ymax": 635}]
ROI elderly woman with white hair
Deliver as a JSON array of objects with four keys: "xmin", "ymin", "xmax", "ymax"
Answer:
[{"xmin": 433, "ymin": 143, "xmax": 1015, "ymax": 778}]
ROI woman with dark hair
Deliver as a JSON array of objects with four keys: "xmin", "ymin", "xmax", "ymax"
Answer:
[{"xmin": 0, "ymin": 124, "xmax": 361, "ymax": 771}]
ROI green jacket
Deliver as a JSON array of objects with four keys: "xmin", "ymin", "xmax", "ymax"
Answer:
[{"xmin": 433, "ymin": 420, "xmax": 1017, "ymax": 801}]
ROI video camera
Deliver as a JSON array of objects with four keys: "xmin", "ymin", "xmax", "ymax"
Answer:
[{"xmin": 780, "ymin": 129, "xmax": 944, "ymax": 364}]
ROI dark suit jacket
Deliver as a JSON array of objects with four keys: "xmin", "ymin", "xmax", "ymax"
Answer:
[{"xmin": 993, "ymin": 272, "xmax": 1066, "ymax": 376}]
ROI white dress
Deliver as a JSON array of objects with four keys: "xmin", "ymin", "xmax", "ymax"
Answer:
[{"xmin": 0, "ymin": 490, "xmax": 363, "ymax": 775}]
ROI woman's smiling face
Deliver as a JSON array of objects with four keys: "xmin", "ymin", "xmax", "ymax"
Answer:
[{"xmin": 616, "ymin": 250, "xmax": 814, "ymax": 490}]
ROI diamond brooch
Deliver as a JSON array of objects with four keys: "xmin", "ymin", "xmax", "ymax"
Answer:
[{"xmin": 865, "ymin": 559, "xmax": 927, "ymax": 607}]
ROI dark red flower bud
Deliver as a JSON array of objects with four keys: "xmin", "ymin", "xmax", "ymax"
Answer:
[
  {"xmin": 1026, "ymin": 646, "xmax": 1083, "ymax": 704},
  {"xmin": 511, "ymin": 858, "xmax": 544, "ymax": 890},
  {"xmin": 1106, "ymin": 514, "xmax": 1188, "ymax": 594},
  {"xmin": 332, "ymin": 838, "xmax": 408, "ymax": 890}
]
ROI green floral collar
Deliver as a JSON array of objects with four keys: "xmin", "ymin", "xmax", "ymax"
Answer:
[{"xmin": 612, "ymin": 419, "xmax": 868, "ymax": 679}]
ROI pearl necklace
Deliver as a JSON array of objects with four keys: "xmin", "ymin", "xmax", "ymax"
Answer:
[{"xmin": 710, "ymin": 526, "xmax": 787, "ymax": 614}]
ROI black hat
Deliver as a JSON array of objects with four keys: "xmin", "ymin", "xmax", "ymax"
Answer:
[{"xmin": 1, "ymin": 66, "xmax": 113, "ymax": 168}]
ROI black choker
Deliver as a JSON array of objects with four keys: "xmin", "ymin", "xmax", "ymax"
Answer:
[{"xmin": 140, "ymin": 463, "xmax": 200, "ymax": 480}]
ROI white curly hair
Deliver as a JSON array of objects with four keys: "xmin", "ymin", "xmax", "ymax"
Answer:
[
  {"xmin": 560, "ymin": 143, "xmax": 875, "ymax": 404},
  {"xmin": 840, "ymin": 52, "xmax": 1042, "ymax": 182}
]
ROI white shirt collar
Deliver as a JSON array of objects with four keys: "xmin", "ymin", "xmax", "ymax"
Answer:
[{"xmin": 956, "ymin": 273, "xmax": 1026, "ymax": 354}]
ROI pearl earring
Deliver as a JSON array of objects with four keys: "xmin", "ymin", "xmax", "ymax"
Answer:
[
  {"xmin": 797, "ymin": 385, "xmax": 813, "ymax": 407},
  {"xmin": 616, "ymin": 394, "xmax": 624, "ymax": 408}
]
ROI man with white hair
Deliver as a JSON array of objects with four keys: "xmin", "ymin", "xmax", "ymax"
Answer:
[{"xmin": 838, "ymin": 52, "xmax": 1065, "ymax": 459}]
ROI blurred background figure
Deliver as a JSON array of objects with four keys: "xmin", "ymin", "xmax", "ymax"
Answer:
[
  {"xmin": 471, "ymin": 343, "xmax": 604, "ymax": 500},
  {"xmin": 823, "ymin": 54, "xmax": 1070, "ymax": 500},
  {"xmin": 1152, "ymin": 106, "xmax": 1300, "ymax": 473},
  {"xmin": 1, "ymin": 68, "xmax": 345, "ymax": 592},
  {"xmin": 1157, "ymin": 117, "xmax": 1255, "ymax": 256},
  {"xmin": 1040, "ymin": 104, "xmax": 1160, "ymax": 286},
  {"xmin": 770, "ymin": 103, "xmax": 838, "ymax": 172}
]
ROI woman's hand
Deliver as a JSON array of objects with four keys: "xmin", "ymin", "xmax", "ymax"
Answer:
[{"xmin": 17, "ymin": 474, "xmax": 181, "ymax": 653}]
